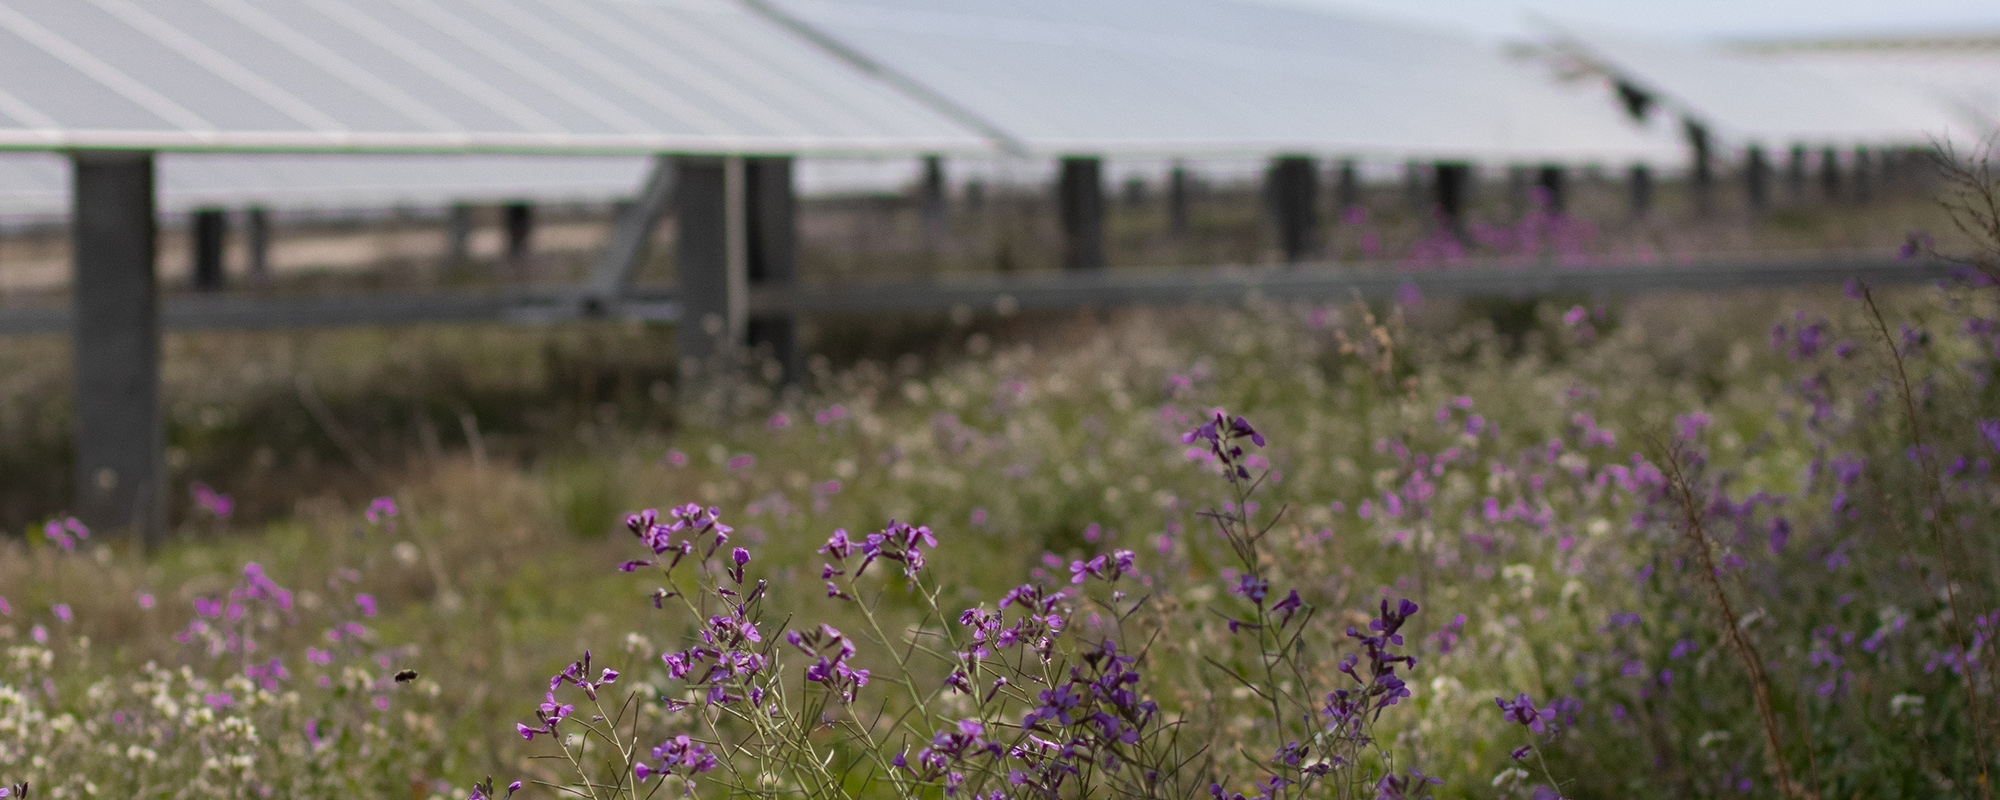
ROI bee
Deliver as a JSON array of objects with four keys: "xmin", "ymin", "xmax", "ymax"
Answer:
[{"xmin": 393, "ymin": 669, "xmax": 419, "ymax": 683}]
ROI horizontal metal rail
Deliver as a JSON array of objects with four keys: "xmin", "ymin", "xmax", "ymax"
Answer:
[
  {"xmin": 0, "ymin": 256, "xmax": 1953, "ymax": 335},
  {"xmin": 752, "ymin": 256, "xmax": 1950, "ymax": 316}
]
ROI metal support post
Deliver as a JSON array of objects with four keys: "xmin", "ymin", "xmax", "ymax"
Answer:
[
  {"xmin": 582, "ymin": 154, "xmax": 677, "ymax": 313},
  {"xmin": 1267, "ymin": 155, "xmax": 1318, "ymax": 263},
  {"xmin": 503, "ymin": 201, "xmax": 533, "ymax": 267},
  {"xmin": 1403, "ymin": 161, "xmax": 1426, "ymax": 211},
  {"xmin": 70, "ymin": 150, "xmax": 164, "ymax": 547},
  {"xmin": 246, "ymin": 206, "xmax": 270, "ymax": 288},
  {"xmin": 1535, "ymin": 166, "xmax": 1566, "ymax": 215},
  {"xmin": 1167, "ymin": 162, "xmax": 1190, "ymax": 237},
  {"xmin": 1745, "ymin": 145, "xmax": 1770, "ymax": 212},
  {"xmin": 1852, "ymin": 147, "xmax": 1872, "ymax": 204},
  {"xmin": 919, "ymin": 155, "xmax": 947, "ymax": 245},
  {"xmin": 746, "ymin": 156, "xmax": 800, "ymax": 383},
  {"xmin": 1685, "ymin": 119, "xmax": 1713, "ymax": 216},
  {"xmin": 1433, "ymin": 162, "xmax": 1471, "ymax": 235},
  {"xmin": 675, "ymin": 156, "xmax": 747, "ymax": 374},
  {"xmin": 446, "ymin": 203, "xmax": 473, "ymax": 265},
  {"xmin": 1334, "ymin": 160, "xmax": 1359, "ymax": 214},
  {"xmin": 191, "ymin": 208, "xmax": 227, "ymax": 291},
  {"xmin": 1120, "ymin": 176, "xmax": 1145, "ymax": 209},
  {"xmin": 964, "ymin": 179, "xmax": 986, "ymax": 215},
  {"xmin": 1628, "ymin": 164, "xmax": 1653, "ymax": 218},
  {"xmin": 1058, "ymin": 157, "xmax": 1104, "ymax": 271},
  {"xmin": 1786, "ymin": 145, "xmax": 1807, "ymax": 204}
]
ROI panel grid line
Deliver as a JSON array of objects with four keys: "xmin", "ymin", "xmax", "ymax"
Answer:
[{"xmin": 0, "ymin": 0, "xmax": 216, "ymax": 134}]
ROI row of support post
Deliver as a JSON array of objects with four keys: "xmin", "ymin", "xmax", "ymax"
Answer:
[
  {"xmin": 183, "ymin": 198, "xmax": 539, "ymax": 294},
  {"xmin": 186, "ymin": 206, "xmax": 270, "ymax": 291},
  {"xmin": 62, "ymin": 142, "xmax": 1933, "ymax": 544},
  {"xmin": 64, "ymin": 149, "xmax": 785, "ymax": 547}
]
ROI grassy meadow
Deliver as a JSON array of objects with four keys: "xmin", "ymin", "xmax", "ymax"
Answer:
[{"xmin": 3, "ymin": 162, "xmax": 2000, "ymax": 799}]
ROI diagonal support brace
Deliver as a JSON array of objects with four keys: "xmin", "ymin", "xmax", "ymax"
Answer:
[{"xmin": 581, "ymin": 153, "xmax": 677, "ymax": 315}]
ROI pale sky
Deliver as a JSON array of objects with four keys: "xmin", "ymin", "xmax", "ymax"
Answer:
[{"xmin": 1297, "ymin": 0, "xmax": 2000, "ymax": 43}]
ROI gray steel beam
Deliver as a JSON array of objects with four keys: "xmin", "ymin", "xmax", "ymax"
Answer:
[
  {"xmin": 0, "ymin": 257, "xmax": 1954, "ymax": 338},
  {"xmin": 1433, "ymin": 163, "xmax": 1472, "ymax": 231},
  {"xmin": 1628, "ymin": 165, "xmax": 1653, "ymax": 218},
  {"xmin": 1536, "ymin": 165, "xmax": 1566, "ymax": 215},
  {"xmin": 446, "ymin": 203, "xmax": 473, "ymax": 265},
  {"xmin": 1745, "ymin": 146, "xmax": 1770, "ymax": 212},
  {"xmin": 246, "ymin": 206, "xmax": 271, "ymax": 288},
  {"xmin": 1685, "ymin": 119, "xmax": 1714, "ymax": 216},
  {"xmin": 503, "ymin": 201, "xmax": 533, "ymax": 266},
  {"xmin": 919, "ymin": 155, "xmax": 947, "ymax": 244},
  {"xmin": 191, "ymin": 208, "xmax": 227, "ymax": 291},
  {"xmin": 750, "ymin": 256, "xmax": 1951, "ymax": 317},
  {"xmin": 1267, "ymin": 155, "xmax": 1318, "ymax": 263},
  {"xmin": 1853, "ymin": 148, "xmax": 1873, "ymax": 204},
  {"xmin": 746, "ymin": 156, "xmax": 800, "ymax": 382},
  {"xmin": 1167, "ymin": 163, "xmax": 1190, "ymax": 237},
  {"xmin": 675, "ymin": 156, "xmax": 745, "ymax": 374},
  {"xmin": 1058, "ymin": 157, "xmax": 1105, "ymax": 271},
  {"xmin": 1334, "ymin": 160, "xmax": 1359, "ymax": 213},
  {"xmin": 1787, "ymin": 145, "xmax": 1808, "ymax": 203},
  {"xmin": 70, "ymin": 150, "xmax": 165, "ymax": 547},
  {"xmin": 582, "ymin": 154, "xmax": 677, "ymax": 314}
]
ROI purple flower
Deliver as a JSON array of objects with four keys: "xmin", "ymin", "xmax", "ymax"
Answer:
[
  {"xmin": 355, "ymin": 594, "xmax": 378, "ymax": 617},
  {"xmin": 192, "ymin": 482, "xmax": 235, "ymax": 518},
  {"xmin": 1978, "ymin": 420, "xmax": 2000, "ymax": 454},
  {"xmin": 1232, "ymin": 574, "xmax": 1270, "ymax": 605},
  {"xmin": 1272, "ymin": 590, "xmax": 1304, "ymax": 626},
  {"xmin": 1496, "ymin": 693, "xmax": 1555, "ymax": 734},
  {"xmin": 820, "ymin": 529, "xmax": 855, "ymax": 559},
  {"xmin": 365, "ymin": 497, "xmax": 399, "ymax": 525}
]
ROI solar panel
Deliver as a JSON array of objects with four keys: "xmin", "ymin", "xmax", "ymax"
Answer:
[
  {"xmin": 0, "ymin": 0, "xmax": 994, "ymax": 154},
  {"xmin": 754, "ymin": 0, "xmax": 1682, "ymax": 163},
  {"xmin": 1754, "ymin": 48, "xmax": 2000, "ymax": 145},
  {"xmin": 1549, "ymin": 23, "xmax": 1971, "ymax": 147}
]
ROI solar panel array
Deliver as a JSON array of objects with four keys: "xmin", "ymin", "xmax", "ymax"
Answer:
[
  {"xmin": 1757, "ymin": 47, "xmax": 2000, "ymax": 146},
  {"xmin": 1548, "ymin": 24, "xmax": 1984, "ymax": 147},
  {"xmin": 761, "ymin": 0, "xmax": 1682, "ymax": 162},
  {"xmin": 0, "ymin": 0, "xmax": 989, "ymax": 154}
]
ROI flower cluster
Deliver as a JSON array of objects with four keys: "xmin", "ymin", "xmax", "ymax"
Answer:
[
  {"xmin": 1182, "ymin": 409, "xmax": 1265, "ymax": 481},
  {"xmin": 894, "ymin": 719, "xmax": 1001, "ymax": 794},
  {"xmin": 40, "ymin": 517, "xmax": 87, "ymax": 551},
  {"xmin": 819, "ymin": 520, "xmax": 938, "ymax": 582},
  {"xmin": 955, "ymin": 583, "xmax": 1069, "ymax": 664},
  {"xmin": 785, "ymin": 624, "xmax": 868, "ymax": 702},
  {"xmin": 1069, "ymin": 549, "xmax": 1136, "ymax": 584},
  {"xmin": 635, "ymin": 735, "xmax": 718, "ymax": 782},
  {"xmin": 1017, "ymin": 640, "xmax": 1158, "ymax": 773},
  {"xmin": 624, "ymin": 503, "xmax": 735, "ymax": 575},
  {"xmin": 1323, "ymin": 599, "xmax": 1422, "ymax": 747}
]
